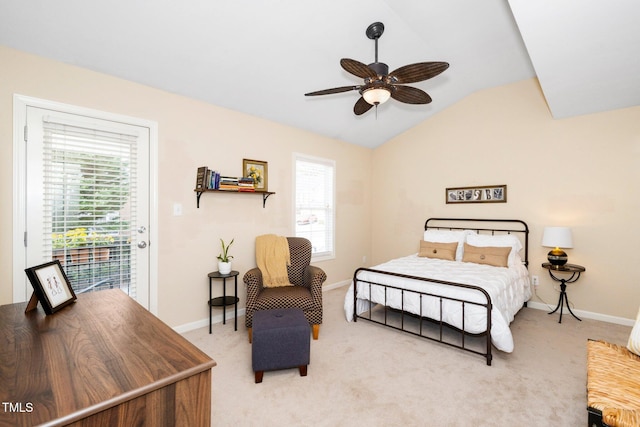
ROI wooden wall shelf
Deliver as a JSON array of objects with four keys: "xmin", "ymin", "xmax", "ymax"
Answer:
[{"xmin": 195, "ymin": 189, "xmax": 275, "ymax": 208}]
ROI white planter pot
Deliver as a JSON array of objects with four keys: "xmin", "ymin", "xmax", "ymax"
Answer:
[{"xmin": 218, "ymin": 261, "xmax": 232, "ymax": 275}]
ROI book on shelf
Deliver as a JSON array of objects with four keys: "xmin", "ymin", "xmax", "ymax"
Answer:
[
  {"xmin": 197, "ymin": 168, "xmax": 265, "ymax": 193},
  {"xmin": 218, "ymin": 176, "xmax": 239, "ymax": 191},
  {"xmin": 195, "ymin": 167, "xmax": 225, "ymax": 190},
  {"xmin": 238, "ymin": 177, "xmax": 255, "ymax": 192},
  {"xmin": 195, "ymin": 166, "xmax": 208, "ymax": 190},
  {"xmin": 208, "ymin": 170, "xmax": 220, "ymax": 190}
]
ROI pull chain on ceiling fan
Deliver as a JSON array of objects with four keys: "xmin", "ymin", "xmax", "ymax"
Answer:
[{"xmin": 305, "ymin": 22, "xmax": 449, "ymax": 116}]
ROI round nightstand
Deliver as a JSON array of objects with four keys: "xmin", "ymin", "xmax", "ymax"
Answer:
[{"xmin": 541, "ymin": 262, "xmax": 585, "ymax": 323}]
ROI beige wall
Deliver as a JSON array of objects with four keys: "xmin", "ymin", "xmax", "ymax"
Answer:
[
  {"xmin": 372, "ymin": 79, "xmax": 640, "ymax": 319},
  {"xmin": 0, "ymin": 46, "xmax": 372, "ymax": 327},
  {"xmin": 3, "ymin": 44, "xmax": 639, "ymax": 325}
]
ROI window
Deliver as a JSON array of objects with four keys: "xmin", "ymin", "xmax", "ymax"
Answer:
[
  {"xmin": 41, "ymin": 118, "xmax": 138, "ymax": 296},
  {"xmin": 294, "ymin": 154, "xmax": 335, "ymax": 260}
]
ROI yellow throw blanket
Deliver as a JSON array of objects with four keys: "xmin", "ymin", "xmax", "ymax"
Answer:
[{"xmin": 256, "ymin": 234, "xmax": 291, "ymax": 287}]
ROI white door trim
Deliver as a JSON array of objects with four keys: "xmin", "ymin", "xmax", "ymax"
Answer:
[{"xmin": 12, "ymin": 94, "xmax": 159, "ymax": 314}]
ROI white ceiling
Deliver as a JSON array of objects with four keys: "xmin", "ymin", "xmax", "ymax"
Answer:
[{"xmin": 1, "ymin": 0, "xmax": 638, "ymax": 148}]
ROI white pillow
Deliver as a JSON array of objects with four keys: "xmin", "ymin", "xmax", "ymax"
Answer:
[
  {"xmin": 512, "ymin": 252, "xmax": 524, "ymax": 266},
  {"xmin": 465, "ymin": 233, "xmax": 523, "ymax": 267},
  {"xmin": 628, "ymin": 307, "xmax": 640, "ymax": 356},
  {"xmin": 423, "ymin": 229, "xmax": 476, "ymax": 261}
]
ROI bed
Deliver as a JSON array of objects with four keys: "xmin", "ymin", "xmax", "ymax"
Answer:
[{"xmin": 344, "ymin": 218, "xmax": 531, "ymax": 365}]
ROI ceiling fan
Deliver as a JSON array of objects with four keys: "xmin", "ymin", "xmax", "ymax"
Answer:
[{"xmin": 305, "ymin": 22, "xmax": 449, "ymax": 116}]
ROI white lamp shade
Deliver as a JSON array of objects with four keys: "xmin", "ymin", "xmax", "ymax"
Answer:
[
  {"xmin": 362, "ymin": 88, "xmax": 391, "ymax": 105},
  {"xmin": 542, "ymin": 227, "xmax": 573, "ymax": 249}
]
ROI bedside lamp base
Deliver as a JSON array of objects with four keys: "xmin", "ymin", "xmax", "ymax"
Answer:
[{"xmin": 547, "ymin": 248, "xmax": 568, "ymax": 266}]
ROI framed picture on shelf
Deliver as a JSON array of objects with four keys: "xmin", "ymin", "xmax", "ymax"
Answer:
[
  {"xmin": 242, "ymin": 159, "xmax": 268, "ymax": 191},
  {"xmin": 25, "ymin": 260, "xmax": 77, "ymax": 314},
  {"xmin": 446, "ymin": 184, "xmax": 507, "ymax": 204}
]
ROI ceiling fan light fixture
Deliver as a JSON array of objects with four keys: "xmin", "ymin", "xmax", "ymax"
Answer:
[
  {"xmin": 305, "ymin": 22, "xmax": 448, "ymax": 115},
  {"xmin": 362, "ymin": 87, "xmax": 391, "ymax": 105}
]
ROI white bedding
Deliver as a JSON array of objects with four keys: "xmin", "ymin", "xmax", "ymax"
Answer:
[{"xmin": 344, "ymin": 254, "xmax": 532, "ymax": 352}]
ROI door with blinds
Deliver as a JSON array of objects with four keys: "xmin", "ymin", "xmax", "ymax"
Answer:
[{"xmin": 22, "ymin": 105, "xmax": 151, "ymax": 308}]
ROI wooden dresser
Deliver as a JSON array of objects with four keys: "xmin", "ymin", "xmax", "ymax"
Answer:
[{"xmin": 0, "ymin": 289, "xmax": 216, "ymax": 426}]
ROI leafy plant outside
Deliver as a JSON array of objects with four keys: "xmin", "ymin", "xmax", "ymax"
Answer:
[{"xmin": 52, "ymin": 228, "xmax": 115, "ymax": 249}]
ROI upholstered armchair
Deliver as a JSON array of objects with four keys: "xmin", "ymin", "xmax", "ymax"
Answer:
[{"xmin": 244, "ymin": 237, "xmax": 326, "ymax": 342}]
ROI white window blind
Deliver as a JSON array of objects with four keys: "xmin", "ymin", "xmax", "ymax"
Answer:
[
  {"xmin": 294, "ymin": 154, "xmax": 335, "ymax": 259},
  {"xmin": 42, "ymin": 117, "xmax": 138, "ymax": 296}
]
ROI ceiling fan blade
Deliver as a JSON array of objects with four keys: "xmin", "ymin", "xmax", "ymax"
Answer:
[
  {"xmin": 354, "ymin": 97, "xmax": 374, "ymax": 115},
  {"xmin": 341, "ymin": 58, "xmax": 378, "ymax": 79},
  {"xmin": 389, "ymin": 62, "xmax": 449, "ymax": 84},
  {"xmin": 305, "ymin": 86, "xmax": 359, "ymax": 96},
  {"xmin": 391, "ymin": 85, "xmax": 432, "ymax": 104}
]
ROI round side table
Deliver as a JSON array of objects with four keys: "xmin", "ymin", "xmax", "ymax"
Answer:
[
  {"xmin": 208, "ymin": 270, "xmax": 239, "ymax": 333},
  {"xmin": 542, "ymin": 262, "xmax": 585, "ymax": 323}
]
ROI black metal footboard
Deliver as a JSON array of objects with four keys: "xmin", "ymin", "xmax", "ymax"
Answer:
[{"xmin": 352, "ymin": 267, "xmax": 493, "ymax": 366}]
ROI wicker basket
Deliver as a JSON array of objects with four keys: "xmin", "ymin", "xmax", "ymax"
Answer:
[{"xmin": 587, "ymin": 340, "xmax": 640, "ymax": 427}]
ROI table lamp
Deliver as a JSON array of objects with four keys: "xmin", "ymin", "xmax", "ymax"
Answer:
[{"xmin": 542, "ymin": 226, "xmax": 573, "ymax": 266}]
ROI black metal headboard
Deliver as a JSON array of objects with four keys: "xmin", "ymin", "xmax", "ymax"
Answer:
[{"xmin": 424, "ymin": 218, "xmax": 529, "ymax": 267}]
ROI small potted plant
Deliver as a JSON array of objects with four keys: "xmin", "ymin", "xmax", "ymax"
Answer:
[{"xmin": 217, "ymin": 238, "xmax": 234, "ymax": 275}]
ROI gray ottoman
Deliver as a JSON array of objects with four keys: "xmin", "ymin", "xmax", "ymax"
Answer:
[{"xmin": 252, "ymin": 308, "xmax": 310, "ymax": 383}]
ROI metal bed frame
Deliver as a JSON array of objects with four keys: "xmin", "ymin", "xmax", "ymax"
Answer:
[{"xmin": 352, "ymin": 218, "xmax": 529, "ymax": 366}]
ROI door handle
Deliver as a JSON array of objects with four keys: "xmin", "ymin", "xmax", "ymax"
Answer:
[{"xmin": 137, "ymin": 241, "xmax": 147, "ymax": 249}]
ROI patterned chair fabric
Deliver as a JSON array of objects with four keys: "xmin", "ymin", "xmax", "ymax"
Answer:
[{"xmin": 244, "ymin": 237, "xmax": 326, "ymax": 331}]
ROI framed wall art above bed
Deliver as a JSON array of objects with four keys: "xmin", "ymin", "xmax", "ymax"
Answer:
[{"xmin": 446, "ymin": 185, "xmax": 507, "ymax": 204}]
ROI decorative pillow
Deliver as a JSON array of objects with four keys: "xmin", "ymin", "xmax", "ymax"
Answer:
[
  {"xmin": 462, "ymin": 243, "xmax": 511, "ymax": 267},
  {"xmin": 423, "ymin": 229, "xmax": 476, "ymax": 261},
  {"xmin": 628, "ymin": 307, "xmax": 640, "ymax": 356},
  {"xmin": 418, "ymin": 240, "xmax": 458, "ymax": 261},
  {"xmin": 465, "ymin": 233, "xmax": 523, "ymax": 267}
]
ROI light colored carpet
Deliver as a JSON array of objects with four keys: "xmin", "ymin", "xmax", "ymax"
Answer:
[{"xmin": 182, "ymin": 286, "xmax": 631, "ymax": 427}]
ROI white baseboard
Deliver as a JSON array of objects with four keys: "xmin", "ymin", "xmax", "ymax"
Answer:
[
  {"xmin": 175, "ymin": 281, "xmax": 633, "ymax": 334},
  {"xmin": 327, "ymin": 280, "xmax": 634, "ymax": 326},
  {"xmin": 526, "ymin": 300, "xmax": 634, "ymax": 327},
  {"xmin": 173, "ymin": 308, "xmax": 246, "ymax": 334},
  {"xmin": 323, "ymin": 279, "xmax": 351, "ymax": 291},
  {"xmin": 173, "ymin": 281, "xmax": 350, "ymax": 334}
]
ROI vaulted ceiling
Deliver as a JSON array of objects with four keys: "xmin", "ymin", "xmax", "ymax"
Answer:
[{"xmin": 1, "ymin": 0, "xmax": 638, "ymax": 148}]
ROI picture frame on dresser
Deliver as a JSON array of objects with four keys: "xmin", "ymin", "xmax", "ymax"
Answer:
[{"xmin": 25, "ymin": 260, "xmax": 77, "ymax": 314}]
